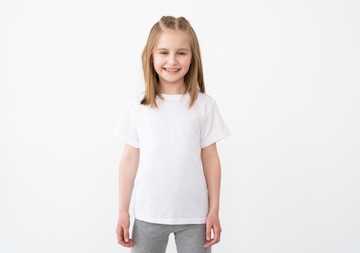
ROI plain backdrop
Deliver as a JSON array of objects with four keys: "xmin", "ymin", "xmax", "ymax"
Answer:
[{"xmin": 1, "ymin": 0, "xmax": 359, "ymax": 252}]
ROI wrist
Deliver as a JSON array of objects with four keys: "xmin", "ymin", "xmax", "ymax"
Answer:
[
  {"xmin": 118, "ymin": 208, "xmax": 130, "ymax": 214},
  {"xmin": 208, "ymin": 207, "xmax": 219, "ymax": 214}
]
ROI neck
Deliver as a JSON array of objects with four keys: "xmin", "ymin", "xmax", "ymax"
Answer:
[{"xmin": 159, "ymin": 83, "xmax": 186, "ymax": 94}]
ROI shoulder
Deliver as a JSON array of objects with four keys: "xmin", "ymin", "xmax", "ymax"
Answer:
[
  {"xmin": 118, "ymin": 92, "xmax": 145, "ymax": 115},
  {"xmin": 131, "ymin": 92, "xmax": 145, "ymax": 103},
  {"xmin": 125, "ymin": 92, "xmax": 145, "ymax": 107},
  {"xmin": 195, "ymin": 92, "xmax": 217, "ymax": 107}
]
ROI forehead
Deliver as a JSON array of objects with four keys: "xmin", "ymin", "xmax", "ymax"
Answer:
[{"xmin": 155, "ymin": 29, "xmax": 191, "ymax": 49}]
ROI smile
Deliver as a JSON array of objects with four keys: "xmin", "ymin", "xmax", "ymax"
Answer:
[{"xmin": 164, "ymin": 68, "xmax": 180, "ymax": 72}]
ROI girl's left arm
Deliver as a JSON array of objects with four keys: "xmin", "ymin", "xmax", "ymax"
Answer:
[{"xmin": 202, "ymin": 143, "xmax": 222, "ymax": 248}]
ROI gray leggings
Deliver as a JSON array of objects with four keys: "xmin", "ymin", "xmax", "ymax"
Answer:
[{"xmin": 131, "ymin": 219, "xmax": 211, "ymax": 253}]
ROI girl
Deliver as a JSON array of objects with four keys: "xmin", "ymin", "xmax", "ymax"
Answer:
[{"xmin": 113, "ymin": 16, "xmax": 230, "ymax": 253}]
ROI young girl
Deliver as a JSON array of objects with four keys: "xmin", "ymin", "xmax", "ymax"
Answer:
[{"xmin": 113, "ymin": 16, "xmax": 230, "ymax": 253}]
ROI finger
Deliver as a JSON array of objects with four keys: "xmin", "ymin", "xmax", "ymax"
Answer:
[
  {"xmin": 204, "ymin": 226, "xmax": 221, "ymax": 248},
  {"xmin": 119, "ymin": 239, "xmax": 135, "ymax": 248},
  {"xmin": 117, "ymin": 227, "xmax": 127, "ymax": 244},
  {"xmin": 117, "ymin": 228, "xmax": 125, "ymax": 244},
  {"xmin": 122, "ymin": 239, "xmax": 135, "ymax": 248},
  {"xmin": 213, "ymin": 225, "xmax": 221, "ymax": 243},
  {"xmin": 204, "ymin": 236, "xmax": 220, "ymax": 248},
  {"xmin": 123, "ymin": 226, "xmax": 130, "ymax": 243},
  {"xmin": 205, "ymin": 223, "xmax": 212, "ymax": 241},
  {"xmin": 116, "ymin": 224, "xmax": 135, "ymax": 248},
  {"xmin": 117, "ymin": 231, "xmax": 134, "ymax": 248},
  {"xmin": 204, "ymin": 238, "xmax": 217, "ymax": 248}
]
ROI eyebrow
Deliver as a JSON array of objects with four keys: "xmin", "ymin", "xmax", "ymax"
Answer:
[{"xmin": 155, "ymin": 48, "xmax": 190, "ymax": 51}]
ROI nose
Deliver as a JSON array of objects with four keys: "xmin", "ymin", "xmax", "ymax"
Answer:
[{"xmin": 168, "ymin": 53, "xmax": 177, "ymax": 65}]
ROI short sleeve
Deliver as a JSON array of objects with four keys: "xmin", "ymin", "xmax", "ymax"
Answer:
[
  {"xmin": 200, "ymin": 100, "xmax": 230, "ymax": 148},
  {"xmin": 112, "ymin": 100, "xmax": 140, "ymax": 148}
]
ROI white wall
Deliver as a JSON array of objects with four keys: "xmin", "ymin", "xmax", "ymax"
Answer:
[{"xmin": 1, "ymin": 0, "xmax": 359, "ymax": 252}]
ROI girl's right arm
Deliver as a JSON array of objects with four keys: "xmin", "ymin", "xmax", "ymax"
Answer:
[{"xmin": 116, "ymin": 144, "xmax": 139, "ymax": 248}]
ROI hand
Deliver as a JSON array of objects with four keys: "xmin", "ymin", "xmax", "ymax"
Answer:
[
  {"xmin": 116, "ymin": 212, "xmax": 134, "ymax": 248},
  {"xmin": 204, "ymin": 211, "xmax": 222, "ymax": 248}
]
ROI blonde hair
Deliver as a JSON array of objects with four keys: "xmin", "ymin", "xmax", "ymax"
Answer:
[{"xmin": 141, "ymin": 16, "xmax": 205, "ymax": 108}]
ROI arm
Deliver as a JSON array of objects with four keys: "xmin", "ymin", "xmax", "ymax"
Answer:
[
  {"xmin": 116, "ymin": 144, "xmax": 139, "ymax": 248},
  {"xmin": 201, "ymin": 143, "xmax": 222, "ymax": 248}
]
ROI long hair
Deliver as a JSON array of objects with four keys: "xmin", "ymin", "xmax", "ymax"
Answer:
[{"xmin": 141, "ymin": 16, "xmax": 205, "ymax": 108}]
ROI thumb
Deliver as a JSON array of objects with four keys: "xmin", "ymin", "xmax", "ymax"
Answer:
[
  {"xmin": 123, "ymin": 226, "xmax": 130, "ymax": 242},
  {"xmin": 206, "ymin": 223, "xmax": 212, "ymax": 241}
]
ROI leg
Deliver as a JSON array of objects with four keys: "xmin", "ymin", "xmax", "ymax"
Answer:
[
  {"xmin": 174, "ymin": 224, "xmax": 211, "ymax": 253},
  {"xmin": 131, "ymin": 219, "xmax": 171, "ymax": 253}
]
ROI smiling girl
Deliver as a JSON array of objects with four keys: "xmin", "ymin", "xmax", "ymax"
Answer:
[{"xmin": 113, "ymin": 16, "xmax": 230, "ymax": 253}]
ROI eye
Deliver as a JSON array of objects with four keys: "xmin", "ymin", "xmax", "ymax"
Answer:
[
  {"xmin": 178, "ymin": 51, "xmax": 187, "ymax": 55},
  {"xmin": 159, "ymin": 51, "xmax": 168, "ymax": 55}
]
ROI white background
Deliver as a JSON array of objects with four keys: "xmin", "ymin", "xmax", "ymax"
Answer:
[{"xmin": 1, "ymin": 0, "xmax": 359, "ymax": 252}]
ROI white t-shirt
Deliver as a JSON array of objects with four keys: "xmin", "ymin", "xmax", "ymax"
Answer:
[{"xmin": 113, "ymin": 92, "xmax": 230, "ymax": 225}]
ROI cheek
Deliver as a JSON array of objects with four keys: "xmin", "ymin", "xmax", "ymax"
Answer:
[
  {"xmin": 152, "ymin": 58, "xmax": 161, "ymax": 70},
  {"xmin": 182, "ymin": 57, "xmax": 192, "ymax": 69},
  {"xmin": 153, "ymin": 57, "xmax": 164, "ymax": 68},
  {"xmin": 184, "ymin": 56, "xmax": 192, "ymax": 66}
]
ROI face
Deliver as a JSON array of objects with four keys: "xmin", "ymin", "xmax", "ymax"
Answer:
[{"xmin": 152, "ymin": 29, "xmax": 192, "ymax": 93}]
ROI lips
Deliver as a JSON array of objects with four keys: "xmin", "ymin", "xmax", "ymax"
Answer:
[{"xmin": 164, "ymin": 68, "xmax": 180, "ymax": 72}]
